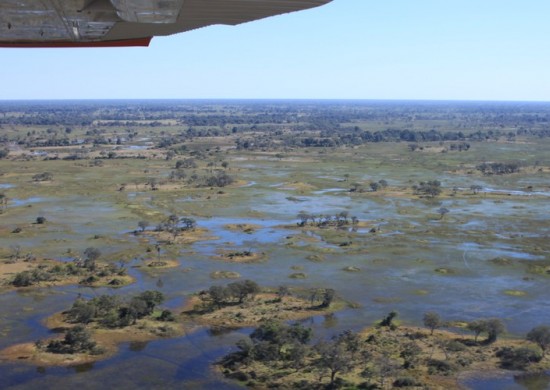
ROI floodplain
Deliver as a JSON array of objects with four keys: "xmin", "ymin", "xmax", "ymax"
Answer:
[{"xmin": 0, "ymin": 100, "xmax": 549, "ymax": 389}]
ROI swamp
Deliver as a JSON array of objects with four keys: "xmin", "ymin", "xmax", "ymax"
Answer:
[{"xmin": 0, "ymin": 100, "xmax": 549, "ymax": 389}]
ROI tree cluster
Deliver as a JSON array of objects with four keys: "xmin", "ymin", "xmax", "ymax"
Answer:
[
  {"xmin": 155, "ymin": 214, "xmax": 197, "ymax": 240},
  {"xmin": 39, "ymin": 325, "xmax": 102, "ymax": 355},
  {"xmin": 412, "ymin": 180, "xmax": 442, "ymax": 198},
  {"xmin": 220, "ymin": 311, "xmax": 550, "ymax": 389},
  {"xmin": 32, "ymin": 172, "xmax": 53, "ymax": 182},
  {"xmin": 220, "ymin": 320, "xmax": 412, "ymax": 389},
  {"xmin": 297, "ymin": 211, "xmax": 358, "ymax": 228},
  {"xmin": 203, "ymin": 280, "xmax": 261, "ymax": 309},
  {"xmin": 476, "ymin": 162, "xmax": 521, "ymax": 175},
  {"xmin": 466, "ymin": 318, "xmax": 506, "ymax": 343},
  {"xmin": 66, "ymin": 290, "xmax": 168, "ymax": 328},
  {"xmin": 11, "ymin": 248, "xmax": 126, "ymax": 287}
]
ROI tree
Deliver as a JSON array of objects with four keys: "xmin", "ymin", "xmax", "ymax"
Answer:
[
  {"xmin": 321, "ymin": 288, "xmax": 335, "ymax": 308},
  {"xmin": 46, "ymin": 325, "xmax": 98, "ymax": 354},
  {"xmin": 380, "ymin": 311, "xmax": 398, "ymax": 328},
  {"xmin": 423, "ymin": 311, "xmax": 442, "ymax": 335},
  {"xmin": 470, "ymin": 184, "xmax": 482, "ymax": 195},
  {"xmin": 138, "ymin": 220, "xmax": 149, "ymax": 232},
  {"xmin": 227, "ymin": 280, "xmax": 260, "ymax": 303},
  {"xmin": 277, "ymin": 285, "xmax": 291, "ymax": 300},
  {"xmin": 180, "ymin": 217, "xmax": 196, "ymax": 230},
  {"xmin": 208, "ymin": 285, "xmax": 228, "ymax": 308},
  {"xmin": 334, "ymin": 330, "xmax": 361, "ymax": 359},
  {"xmin": 162, "ymin": 214, "xmax": 180, "ymax": 240},
  {"xmin": 485, "ymin": 318, "xmax": 506, "ymax": 343},
  {"xmin": 437, "ymin": 207, "xmax": 449, "ymax": 220},
  {"xmin": 527, "ymin": 326, "xmax": 550, "ymax": 356},
  {"xmin": 468, "ymin": 318, "xmax": 506, "ymax": 343},
  {"xmin": 467, "ymin": 320, "xmax": 487, "ymax": 342},
  {"xmin": 315, "ymin": 339, "xmax": 354, "ymax": 387},
  {"xmin": 83, "ymin": 247, "xmax": 101, "ymax": 271},
  {"xmin": 131, "ymin": 290, "xmax": 164, "ymax": 318},
  {"xmin": 297, "ymin": 212, "xmax": 309, "ymax": 226},
  {"xmin": 67, "ymin": 298, "xmax": 97, "ymax": 324}
]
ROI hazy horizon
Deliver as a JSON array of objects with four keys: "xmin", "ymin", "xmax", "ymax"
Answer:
[{"xmin": 1, "ymin": 98, "xmax": 550, "ymax": 104}]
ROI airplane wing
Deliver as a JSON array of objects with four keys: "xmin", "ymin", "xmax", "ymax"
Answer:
[{"xmin": 0, "ymin": 0, "xmax": 332, "ymax": 48}]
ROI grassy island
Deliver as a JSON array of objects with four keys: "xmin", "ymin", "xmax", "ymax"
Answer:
[
  {"xmin": 0, "ymin": 290, "xmax": 182, "ymax": 366},
  {"xmin": 218, "ymin": 312, "xmax": 550, "ymax": 389},
  {"xmin": 0, "ymin": 249, "xmax": 134, "ymax": 292},
  {"xmin": 182, "ymin": 281, "xmax": 347, "ymax": 328}
]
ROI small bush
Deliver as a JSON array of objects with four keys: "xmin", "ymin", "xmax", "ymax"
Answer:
[
  {"xmin": 158, "ymin": 310, "xmax": 176, "ymax": 322},
  {"xmin": 427, "ymin": 359, "xmax": 455, "ymax": 375},
  {"xmin": 497, "ymin": 346, "xmax": 542, "ymax": 370},
  {"xmin": 446, "ymin": 340, "xmax": 467, "ymax": 352},
  {"xmin": 12, "ymin": 271, "xmax": 33, "ymax": 287},
  {"xmin": 393, "ymin": 377, "xmax": 419, "ymax": 387},
  {"xmin": 80, "ymin": 275, "xmax": 99, "ymax": 285}
]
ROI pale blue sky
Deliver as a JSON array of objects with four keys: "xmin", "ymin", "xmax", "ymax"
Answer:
[{"xmin": 2, "ymin": 0, "xmax": 550, "ymax": 101}]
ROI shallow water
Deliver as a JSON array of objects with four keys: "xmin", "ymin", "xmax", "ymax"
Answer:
[
  {"xmin": 464, "ymin": 372, "xmax": 550, "ymax": 390},
  {"xmin": 2, "ymin": 174, "xmax": 550, "ymax": 388}
]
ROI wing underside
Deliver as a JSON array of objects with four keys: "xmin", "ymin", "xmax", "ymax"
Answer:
[{"xmin": 0, "ymin": 0, "xmax": 331, "ymax": 47}]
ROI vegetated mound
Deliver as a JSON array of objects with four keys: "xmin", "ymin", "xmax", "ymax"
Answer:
[
  {"xmin": 216, "ymin": 250, "xmax": 266, "ymax": 263},
  {"xmin": 182, "ymin": 281, "xmax": 347, "ymax": 328},
  {"xmin": 0, "ymin": 256, "xmax": 133, "ymax": 291},
  {"xmin": 223, "ymin": 224, "xmax": 261, "ymax": 234},
  {"xmin": 140, "ymin": 259, "xmax": 180, "ymax": 269},
  {"xmin": 143, "ymin": 227, "xmax": 217, "ymax": 245},
  {"xmin": 218, "ymin": 313, "xmax": 550, "ymax": 390},
  {"xmin": 0, "ymin": 290, "xmax": 182, "ymax": 367},
  {"xmin": 522, "ymin": 259, "xmax": 550, "ymax": 276},
  {"xmin": 210, "ymin": 270, "xmax": 241, "ymax": 279}
]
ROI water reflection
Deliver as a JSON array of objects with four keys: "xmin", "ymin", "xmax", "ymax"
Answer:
[
  {"xmin": 515, "ymin": 372, "xmax": 550, "ymax": 390},
  {"xmin": 70, "ymin": 362, "xmax": 94, "ymax": 373},
  {"xmin": 464, "ymin": 371, "xmax": 550, "ymax": 390},
  {"xmin": 207, "ymin": 326, "xmax": 241, "ymax": 337},
  {"xmin": 322, "ymin": 313, "xmax": 338, "ymax": 329},
  {"xmin": 129, "ymin": 341, "xmax": 149, "ymax": 352}
]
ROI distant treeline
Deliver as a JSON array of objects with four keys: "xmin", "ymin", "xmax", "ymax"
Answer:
[
  {"xmin": 236, "ymin": 128, "xmax": 512, "ymax": 150},
  {"xmin": 3, "ymin": 101, "xmax": 550, "ymax": 149}
]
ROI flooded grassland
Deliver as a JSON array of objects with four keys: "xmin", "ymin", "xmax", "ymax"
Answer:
[{"xmin": 1, "ymin": 103, "xmax": 550, "ymax": 388}]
